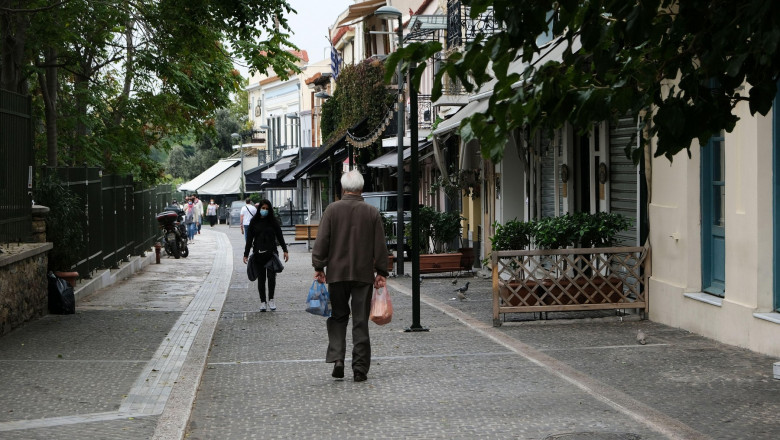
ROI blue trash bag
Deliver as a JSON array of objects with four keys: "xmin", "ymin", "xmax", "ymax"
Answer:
[{"xmin": 305, "ymin": 280, "xmax": 330, "ymax": 317}]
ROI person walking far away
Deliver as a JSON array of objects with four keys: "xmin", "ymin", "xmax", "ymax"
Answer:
[
  {"xmin": 206, "ymin": 199, "xmax": 219, "ymax": 227},
  {"xmin": 243, "ymin": 199, "xmax": 289, "ymax": 312},
  {"xmin": 193, "ymin": 194, "xmax": 204, "ymax": 234},
  {"xmin": 312, "ymin": 170, "xmax": 389, "ymax": 383},
  {"xmin": 184, "ymin": 201, "xmax": 197, "ymax": 243},
  {"xmin": 240, "ymin": 198, "xmax": 257, "ymax": 243}
]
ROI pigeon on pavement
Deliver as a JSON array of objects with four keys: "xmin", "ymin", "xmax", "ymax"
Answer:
[
  {"xmin": 456, "ymin": 291, "xmax": 467, "ymax": 301},
  {"xmin": 453, "ymin": 282, "xmax": 470, "ymax": 294},
  {"xmin": 636, "ymin": 329, "xmax": 647, "ymax": 345}
]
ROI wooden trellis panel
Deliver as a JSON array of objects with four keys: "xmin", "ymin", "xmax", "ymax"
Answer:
[{"xmin": 491, "ymin": 247, "xmax": 649, "ymax": 326}]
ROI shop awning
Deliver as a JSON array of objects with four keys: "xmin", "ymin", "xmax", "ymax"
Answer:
[
  {"xmin": 287, "ymin": 118, "xmax": 368, "ymax": 181},
  {"xmin": 367, "ymin": 141, "xmax": 432, "ymax": 168},
  {"xmin": 261, "ymin": 150, "xmax": 298, "ymax": 179},
  {"xmin": 431, "ymin": 98, "xmax": 490, "ymax": 137},
  {"xmin": 245, "ymin": 158, "xmax": 279, "ymax": 192},
  {"xmin": 336, "ymin": 0, "xmax": 386, "ymax": 27},
  {"xmin": 282, "ymin": 148, "xmax": 318, "ymax": 183},
  {"xmin": 196, "ymin": 162, "xmax": 241, "ymax": 195},
  {"xmin": 179, "ymin": 159, "xmax": 240, "ymax": 192}
]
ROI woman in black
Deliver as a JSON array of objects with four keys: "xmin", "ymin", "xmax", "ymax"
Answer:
[{"xmin": 242, "ymin": 199, "xmax": 289, "ymax": 311}]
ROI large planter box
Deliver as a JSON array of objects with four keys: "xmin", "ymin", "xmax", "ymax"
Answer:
[
  {"xmin": 458, "ymin": 247, "xmax": 475, "ymax": 270},
  {"xmin": 499, "ymin": 280, "xmax": 544, "ymax": 306},
  {"xmin": 561, "ymin": 276, "xmax": 624, "ymax": 304},
  {"xmin": 419, "ymin": 253, "xmax": 462, "ymax": 274},
  {"xmin": 491, "ymin": 247, "xmax": 648, "ymax": 326}
]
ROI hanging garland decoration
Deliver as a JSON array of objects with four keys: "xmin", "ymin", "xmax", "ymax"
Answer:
[{"xmin": 345, "ymin": 104, "xmax": 397, "ymax": 149}]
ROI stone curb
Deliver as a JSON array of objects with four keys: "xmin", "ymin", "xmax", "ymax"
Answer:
[{"xmin": 74, "ymin": 249, "xmax": 157, "ymax": 302}]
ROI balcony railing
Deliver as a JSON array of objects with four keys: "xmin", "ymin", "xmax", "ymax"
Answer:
[
  {"xmin": 447, "ymin": 0, "xmax": 503, "ymax": 50},
  {"xmin": 416, "ymin": 94, "xmax": 436, "ymax": 129},
  {"xmin": 434, "ymin": 52, "xmax": 468, "ymax": 97}
]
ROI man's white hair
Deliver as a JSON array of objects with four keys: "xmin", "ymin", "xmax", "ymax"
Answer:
[{"xmin": 341, "ymin": 170, "xmax": 364, "ymax": 193}]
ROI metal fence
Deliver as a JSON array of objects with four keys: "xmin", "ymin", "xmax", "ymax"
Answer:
[
  {"xmin": 42, "ymin": 167, "xmax": 173, "ymax": 277},
  {"xmin": 277, "ymin": 209, "xmax": 307, "ymax": 227},
  {"xmin": 0, "ymin": 90, "xmax": 33, "ymax": 244}
]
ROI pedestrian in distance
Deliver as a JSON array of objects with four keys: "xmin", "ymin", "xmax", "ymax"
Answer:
[
  {"xmin": 240, "ymin": 198, "xmax": 257, "ymax": 243},
  {"xmin": 193, "ymin": 194, "xmax": 204, "ymax": 234},
  {"xmin": 243, "ymin": 199, "xmax": 289, "ymax": 312},
  {"xmin": 312, "ymin": 170, "xmax": 389, "ymax": 383},
  {"xmin": 206, "ymin": 199, "xmax": 219, "ymax": 227},
  {"xmin": 184, "ymin": 201, "xmax": 197, "ymax": 243}
]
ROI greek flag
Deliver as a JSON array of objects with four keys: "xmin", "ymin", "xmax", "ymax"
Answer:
[{"xmin": 330, "ymin": 43, "xmax": 342, "ymax": 79}]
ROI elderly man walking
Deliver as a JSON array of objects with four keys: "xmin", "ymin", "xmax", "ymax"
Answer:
[{"xmin": 312, "ymin": 170, "xmax": 389, "ymax": 382}]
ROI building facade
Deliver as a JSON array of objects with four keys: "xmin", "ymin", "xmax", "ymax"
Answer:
[{"xmin": 648, "ymin": 90, "xmax": 780, "ymax": 357}]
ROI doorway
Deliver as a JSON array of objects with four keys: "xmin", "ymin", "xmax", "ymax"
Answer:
[
  {"xmin": 701, "ymin": 132, "xmax": 726, "ymax": 296},
  {"xmin": 575, "ymin": 133, "xmax": 591, "ymax": 214}
]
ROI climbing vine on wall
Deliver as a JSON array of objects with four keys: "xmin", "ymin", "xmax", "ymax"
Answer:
[{"xmin": 321, "ymin": 59, "xmax": 394, "ymax": 147}]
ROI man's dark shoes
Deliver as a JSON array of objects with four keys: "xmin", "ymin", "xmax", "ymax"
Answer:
[
  {"xmin": 332, "ymin": 360, "xmax": 344, "ymax": 379},
  {"xmin": 353, "ymin": 371, "xmax": 367, "ymax": 382}
]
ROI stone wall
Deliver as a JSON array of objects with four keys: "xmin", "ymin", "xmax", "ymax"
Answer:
[{"xmin": 0, "ymin": 243, "xmax": 51, "ymax": 336}]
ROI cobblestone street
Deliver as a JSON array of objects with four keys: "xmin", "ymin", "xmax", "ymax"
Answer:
[{"xmin": 1, "ymin": 227, "xmax": 778, "ymax": 439}]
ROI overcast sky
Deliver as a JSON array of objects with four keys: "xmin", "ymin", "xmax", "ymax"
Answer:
[
  {"xmin": 286, "ymin": 0, "xmax": 355, "ymax": 61},
  {"xmin": 234, "ymin": 0, "xmax": 354, "ymax": 76}
]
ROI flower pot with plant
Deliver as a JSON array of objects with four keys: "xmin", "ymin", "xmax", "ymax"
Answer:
[
  {"xmin": 489, "ymin": 219, "xmax": 535, "ymax": 305},
  {"xmin": 35, "ymin": 173, "xmax": 87, "ymax": 282},
  {"xmin": 567, "ymin": 212, "xmax": 633, "ymax": 303},
  {"xmin": 409, "ymin": 206, "xmax": 464, "ymax": 273}
]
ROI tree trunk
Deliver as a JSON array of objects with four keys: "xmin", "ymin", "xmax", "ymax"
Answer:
[
  {"xmin": 0, "ymin": 2, "xmax": 30, "ymax": 94},
  {"xmin": 38, "ymin": 48, "xmax": 58, "ymax": 165}
]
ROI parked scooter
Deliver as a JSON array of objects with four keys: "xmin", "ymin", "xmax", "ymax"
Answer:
[{"xmin": 156, "ymin": 210, "xmax": 189, "ymax": 259}]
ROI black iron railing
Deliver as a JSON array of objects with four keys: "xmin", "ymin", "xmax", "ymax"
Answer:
[
  {"xmin": 0, "ymin": 90, "xmax": 33, "ymax": 244},
  {"xmin": 417, "ymin": 95, "xmax": 436, "ymax": 129},
  {"xmin": 447, "ymin": 0, "xmax": 503, "ymax": 50},
  {"xmin": 41, "ymin": 166, "xmax": 174, "ymax": 277}
]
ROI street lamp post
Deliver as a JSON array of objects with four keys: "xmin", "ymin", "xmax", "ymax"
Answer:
[
  {"xmin": 231, "ymin": 132, "xmax": 244, "ymax": 198},
  {"xmin": 375, "ymin": 5, "xmax": 405, "ymax": 276},
  {"xmin": 375, "ymin": 5, "xmax": 427, "ymax": 332}
]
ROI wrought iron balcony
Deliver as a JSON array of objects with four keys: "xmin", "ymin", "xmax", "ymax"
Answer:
[
  {"xmin": 447, "ymin": 0, "xmax": 502, "ymax": 50},
  {"xmin": 415, "ymin": 94, "xmax": 436, "ymax": 129}
]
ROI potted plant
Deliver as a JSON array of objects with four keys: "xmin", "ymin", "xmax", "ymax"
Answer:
[
  {"xmin": 409, "ymin": 206, "xmax": 463, "ymax": 273},
  {"xmin": 380, "ymin": 212, "xmax": 395, "ymax": 271},
  {"xmin": 564, "ymin": 212, "xmax": 633, "ymax": 303},
  {"xmin": 490, "ymin": 219, "xmax": 538, "ymax": 306},
  {"xmin": 35, "ymin": 173, "xmax": 87, "ymax": 286}
]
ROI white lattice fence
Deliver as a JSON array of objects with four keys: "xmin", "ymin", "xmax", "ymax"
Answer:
[{"xmin": 491, "ymin": 246, "xmax": 649, "ymax": 326}]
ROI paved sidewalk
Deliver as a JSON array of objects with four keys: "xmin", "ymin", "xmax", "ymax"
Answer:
[
  {"xmin": 0, "ymin": 227, "xmax": 231, "ymax": 439},
  {"xmin": 1, "ymin": 225, "xmax": 779, "ymax": 439}
]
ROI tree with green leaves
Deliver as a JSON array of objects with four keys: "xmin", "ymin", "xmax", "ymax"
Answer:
[
  {"xmin": 387, "ymin": 0, "xmax": 779, "ymax": 163},
  {"xmin": 1, "ymin": 0, "xmax": 301, "ymax": 184}
]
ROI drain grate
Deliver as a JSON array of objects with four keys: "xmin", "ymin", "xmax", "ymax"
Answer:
[{"xmin": 544, "ymin": 433, "xmax": 641, "ymax": 440}]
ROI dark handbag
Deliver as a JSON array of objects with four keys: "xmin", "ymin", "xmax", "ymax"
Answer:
[
  {"xmin": 246, "ymin": 254, "xmax": 257, "ymax": 281},
  {"xmin": 47, "ymin": 272, "xmax": 75, "ymax": 315},
  {"xmin": 264, "ymin": 253, "xmax": 284, "ymax": 273}
]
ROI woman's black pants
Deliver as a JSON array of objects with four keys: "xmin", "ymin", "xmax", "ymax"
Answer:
[{"xmin": 253, "ymin": 252, "xmax": 276, "ymax": 302}]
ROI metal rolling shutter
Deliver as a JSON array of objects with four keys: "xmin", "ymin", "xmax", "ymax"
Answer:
[{"xmin": 609, "ymin": 115, "xmax": 639, "ymax": 246}]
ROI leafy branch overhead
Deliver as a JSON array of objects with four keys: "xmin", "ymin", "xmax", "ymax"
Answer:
[
  {"xmin": 386, "ymin": 0, "xmax": 779, "ymax": 164},
  {"xmin": 1, "ymin": 0, "xmax": 302, "ymax": 183}
]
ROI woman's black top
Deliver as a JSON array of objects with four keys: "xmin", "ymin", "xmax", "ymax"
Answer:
[{"xmin": 243, "ymin": 215, "xmax": 288, "ymax": 258}]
